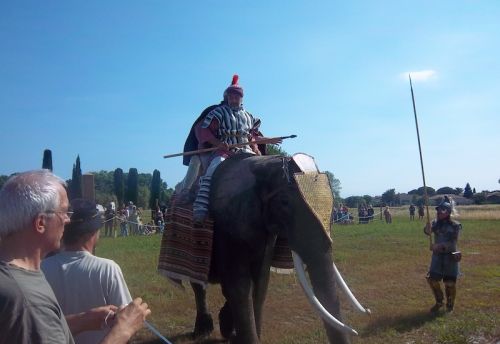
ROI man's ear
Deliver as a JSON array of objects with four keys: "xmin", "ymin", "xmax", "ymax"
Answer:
[{"xmin": 34, "ymin": 213, "xmax": 47, "ymax": 234}]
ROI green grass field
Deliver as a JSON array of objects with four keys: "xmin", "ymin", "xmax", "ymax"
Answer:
[{"xmin": 97, "ymin": 206, "xmax": 500, "ymax": 343}]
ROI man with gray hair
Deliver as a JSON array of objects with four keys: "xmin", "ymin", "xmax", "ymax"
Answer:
[{"xmin": 0, "ymin": 170, "xmax": 150, "ymax": 344}]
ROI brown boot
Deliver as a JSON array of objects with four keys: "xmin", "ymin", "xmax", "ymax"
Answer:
[
  {"xmin": 444, "ymin": 281, "xmax": 456, "ymax": 312},
  {"xmin": 427, "ymin": 277, "xmax": 444, "ymax": 314}
]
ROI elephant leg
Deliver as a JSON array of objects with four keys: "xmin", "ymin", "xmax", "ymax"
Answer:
[
  {"xmin": 221, "ymin": 267, "xmax": 258, "ymax": 344},
  {"xmin": 218, "ymin": 301, "xmax": 234, "ymax": 339},
  {"xmin": 252, "ymin": 234, "xmax": 277, "ymax": 337},
  {"xmin": 191, "ymin": 282, "xmax": 214, "ymax": 337}
]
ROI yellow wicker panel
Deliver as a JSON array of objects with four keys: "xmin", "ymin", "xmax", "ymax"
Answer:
[{"xmin": 293, "ymin": 172, "xmax": 333, "ymax": 241}]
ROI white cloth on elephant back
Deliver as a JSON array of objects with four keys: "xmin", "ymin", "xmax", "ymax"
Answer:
[{"xmin": 292, "ymin": 153, "xmax": 319, "ymax": 173}]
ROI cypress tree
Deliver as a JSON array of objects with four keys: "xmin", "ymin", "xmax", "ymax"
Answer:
[
  {"xmin": 149, "ymin": 169, "xmax": 161, "ymax": 209},
  {"xmin": 126, "ymin": 168, "xmax": 138, "ymax": 205},
  {"xmin": 113, "ymin": 168, "xmax": 124, "ymax": 208},
  {"xmin": 463, "ymin": 183, "xmax": 473, "ymax": 198},
  {"xmin": 42, "ymin": 149, "xmax": 53, "ymax": 171},
  {"xmin": 69, "ymin": 155, "xmax": 82, "ymax": 200}
]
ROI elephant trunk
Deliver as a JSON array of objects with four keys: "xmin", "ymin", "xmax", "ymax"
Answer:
[{"xmin": 292, "ymin": 251, "xmax": 352, "ymax": 344}]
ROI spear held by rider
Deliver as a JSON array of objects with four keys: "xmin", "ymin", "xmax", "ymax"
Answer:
[{"xmin": 163, "ymin": 134, "xmax": 296, "ymax": 159}]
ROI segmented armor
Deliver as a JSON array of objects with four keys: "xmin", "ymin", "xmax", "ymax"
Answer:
[{"xmin": 201, "ymin": 105, "xmax": 260, "ymax": 153}]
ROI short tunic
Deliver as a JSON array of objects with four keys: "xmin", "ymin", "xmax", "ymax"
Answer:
[{"xmin": 429, "ymin": 219, "xmax": 461, "ymax": 278}]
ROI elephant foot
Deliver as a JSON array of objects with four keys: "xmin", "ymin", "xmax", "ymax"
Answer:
[
  {"xmin": 193, "ymin": 312, "xmax": 214, "ymax": 337},
  {"xmin": 219, "ymin": 302, "xmax": 234, "ymax": 339}
]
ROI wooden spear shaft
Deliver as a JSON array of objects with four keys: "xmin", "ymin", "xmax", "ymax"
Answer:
[
  {"xmin": 163, "ymin": 134, "xmax": 297, "ymax": 159},
  {"xmin": 409, "ymin": 75, "xmax": 433, "ymax": 249}
]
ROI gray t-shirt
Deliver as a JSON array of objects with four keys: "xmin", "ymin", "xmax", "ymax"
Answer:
[
  {"xmin": 0, "ymin": 261, "xmax": 74, "ymax": 344},
  {"xmin": 42, "ymin": 251, "xmax": 132, "ymax": 344}
]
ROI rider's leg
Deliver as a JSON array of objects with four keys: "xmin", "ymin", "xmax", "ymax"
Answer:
[
  {"xmin": 193, "ymin": 156, "xmax": 225, "ymax": 224},
  {"xmin": 177, "ymin": 155, "xmax": 202, "ymax": 194}
]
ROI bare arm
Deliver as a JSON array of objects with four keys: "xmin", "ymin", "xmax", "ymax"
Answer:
[
  {"xmin": 66, "ymin": 305, "xmax": 118, "ymax": 335},
  {"xmin": 100, "ymin": 298, "xmax": 151, "ymax": 344}
]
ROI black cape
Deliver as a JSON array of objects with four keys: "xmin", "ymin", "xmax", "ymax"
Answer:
[{"xmin": 182, "ymin": 102, "xmax": 223, "ymax": 166}]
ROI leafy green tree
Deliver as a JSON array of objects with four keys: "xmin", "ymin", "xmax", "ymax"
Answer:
[
  {"xmin": 113, "ymin": 168, "xmax": 125, "ymax": 207},
  {"xmin": 415, "ymin": 186, "xmax": 436, "ymax": 196},
  {"xmin": 69, "ymin": 155, "xmax": 82, "ymax": 200},
  {"xmin": 455, "ymin": 187, "xmax": 463, "ymax": 195},
  {"xmin": 138, "ymin": 185, "xmax": 150, "ymax": 209},
  {"xmin": 159, "ymin": 181, "xmax": 174, "ymax": 206},
  {"xmin": 411, "ymin": 194, "xmax": 421, "ymax": 205},
  {"xmin": 42, "ymin": 149, "xmax": 53, "ymax": 171},
  {"xmin": 472, "ymin": 192, "xmax": 486, "ymax": 204},
  {"xmin": 126, "ymin": 168, "xmax": 139, "ymax": 205},
  {"xmin": 92, "ymin": 170, "xmax": 116, "ymax": 206},
  {"xmin": 266, "ymin": 144, "xmax": 288, "ymax": 156},
  {"xmin": 381, "ymin": 189, "xmax": 396, "ymax": 205},
  {"xmin": 463, "ymin": 183, "xmax": 473, "ymax": 198},
  {"xmin": 436, "ymin": 186, "xmax": 456, "ymax": 195},
  {"xmin": 149, "ymin": 169, "xmax": 161, "ymax": 209},
  {"xmin": 325, "ymin": 171, "xmax": 341, "ymax": 200},
  {"xmin": 363, "ymin": 195, "xmax": 373, "ymax": 205},
  {"xmin": 343, "ymin": 196, "xmax": 364, "ymax": 208}
]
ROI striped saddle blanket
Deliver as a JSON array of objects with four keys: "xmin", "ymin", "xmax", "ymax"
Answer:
[{"xmin": 158, "ymin": 197, "xmax": 294, "ymax": 287}]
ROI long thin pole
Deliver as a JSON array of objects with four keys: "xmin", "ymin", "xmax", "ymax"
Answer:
[
  {"xmin": 409, "ymin": 75, "xmax": 432, "ymax": 249},
  {"xmin": 145, "ymin": 321, "xmax": 173, "ymax": 344},
  {"xmin": 163, "ymin": 134, "xmax": 297, "ymax": 159}
]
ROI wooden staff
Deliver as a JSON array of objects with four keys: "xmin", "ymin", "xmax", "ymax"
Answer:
[
  {"xmin": 409, "ymin": 75, "xmax": 432, "ymax": 249},
  {"xmin": 163, "ymin": 134, "xmax": 297, "ymax": 159}
]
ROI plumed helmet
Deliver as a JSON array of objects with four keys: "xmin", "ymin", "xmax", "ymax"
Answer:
[
  {"xmin": 435, "ymin": 195, "xmax": 452, "ymax": 213},
  {"xmin": 223, "ymin": 74, "xmax": 244, "ymax": 98}
]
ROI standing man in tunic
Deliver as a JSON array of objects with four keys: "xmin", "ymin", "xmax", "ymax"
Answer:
[{"xmin": 424, "ymin": 196, "xmax": 462, "ymax": 313}]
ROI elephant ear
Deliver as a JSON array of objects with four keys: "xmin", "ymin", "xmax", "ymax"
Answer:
[{"xmin": 292, "ymin": 172, "xmax": 333, "ymax": 243}]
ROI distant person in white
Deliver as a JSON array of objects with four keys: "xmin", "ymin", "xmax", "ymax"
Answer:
[{"xmin": 42, "ymin": 198, "xmax": 132, "ymax": 344}]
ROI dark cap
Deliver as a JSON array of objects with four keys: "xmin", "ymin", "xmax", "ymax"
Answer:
[
  {"xmin": 435, "ymin": 195, "xmax": 452, "ymax": 212},
  {"xmin": 65, "ymin": 198, "xmax": 103, "ymax": 235}
]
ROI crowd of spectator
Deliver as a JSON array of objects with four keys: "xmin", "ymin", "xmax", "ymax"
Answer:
[{"xmin": 101, "ymin": 201, "xmax": 167, "ymax": 237}]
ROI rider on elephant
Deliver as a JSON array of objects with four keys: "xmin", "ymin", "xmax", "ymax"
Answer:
[
  {"xmin": 192, "ymin": 74, "xmax": 280, "ymax": 224},
  {"xmin": 176, "ymin": 100, "xmax": 225, "ymax": 198},
  {"xmin": 424, "ymin": 195, "xmax": 462, "ymax": 313}
]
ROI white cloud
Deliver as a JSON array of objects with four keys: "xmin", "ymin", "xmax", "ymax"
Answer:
[{"xmin": 400, "ymin": 70, "xmax": 437, "ymax": 81}]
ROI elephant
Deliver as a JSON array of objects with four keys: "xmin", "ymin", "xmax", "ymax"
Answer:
[{"xmin": 187, "ymin": 153, "xmax": 369, "ymax": 343}]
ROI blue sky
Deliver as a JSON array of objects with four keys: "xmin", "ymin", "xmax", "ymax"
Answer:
[{"xmin": 1, "ymin": 1, "xmax": 498, "ymax": 197}]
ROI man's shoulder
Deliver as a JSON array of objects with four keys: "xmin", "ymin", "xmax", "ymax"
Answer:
[
  {"xmin": 207, "ymin": 104, "xmax": 228, "ymax": 116},
  {"xmin": 0, "ymin": 263, "xmax": 24, "ymax": 300},
  {"xmin": 87, "ymin": 255, "xmax": 122, "ymax": 273}
]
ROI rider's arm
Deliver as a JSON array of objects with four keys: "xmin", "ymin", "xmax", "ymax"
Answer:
[{"xmin": 197, "ymin": 119, "xmax": 228, "ymax": 150}]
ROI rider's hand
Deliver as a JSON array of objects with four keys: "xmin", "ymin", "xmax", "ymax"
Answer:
[
  {"xmin": 217, "ymin": 142, "xmax": 230, "ymax": 151},
  {"xmin": 266, "ymin": 137, "xmax": 282, "ymax": 145}
]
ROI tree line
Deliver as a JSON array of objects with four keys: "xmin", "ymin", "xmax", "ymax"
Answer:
[
  {"xmin": 0, "ymin": 149, "xmax": 174, "ymax": 210},
  {"xmin": 67, "ymin": 155, "xmax": 174, "ymax": 209},
  {"xmin": 340, "ymin": 181, "xmax": 498, "ymax": 209}
]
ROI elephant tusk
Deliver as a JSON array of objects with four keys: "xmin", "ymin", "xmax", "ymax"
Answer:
[
  {"xmin": 291, "ymin": 251, "xmax": 358, "ymax": 336},
  {"xmin": 332, "ymin": 262, "xmax": 371, "ymax": 314}
]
